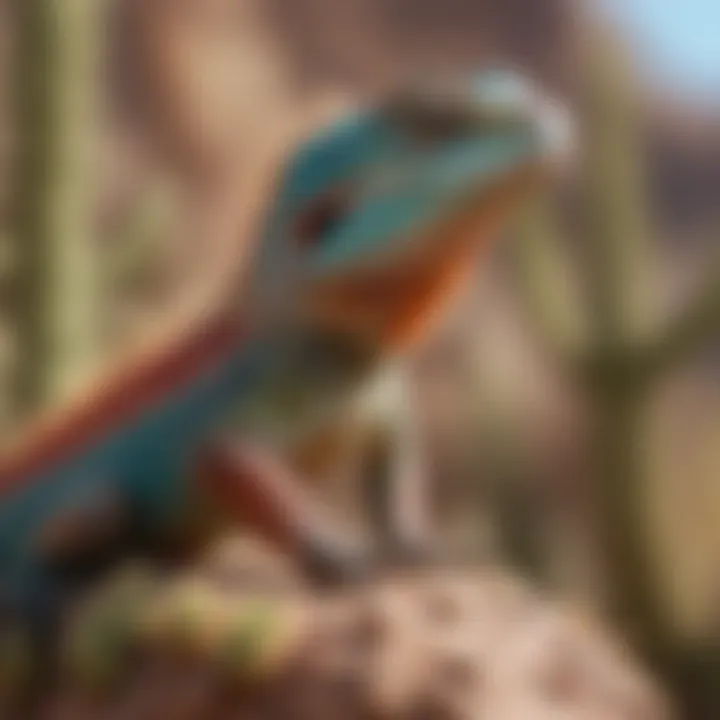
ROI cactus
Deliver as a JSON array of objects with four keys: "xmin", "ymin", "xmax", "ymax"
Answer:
[
  {"xmin": 508, "ymin": 26, "xmax": 720, "ymax": 712},
  {"xmin": 8, "ymin": 0, "xmax": 106, "ymax": 417}
]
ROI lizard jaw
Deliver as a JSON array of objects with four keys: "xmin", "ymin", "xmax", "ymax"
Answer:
[{"xmin": 301, "ymin": 162, "xmax": 544, "ymax": 353}]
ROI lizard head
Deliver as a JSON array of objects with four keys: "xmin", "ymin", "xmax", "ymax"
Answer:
[{"xmin": 251, "ymin": 69, "xmax": 574, "ymax": 353}]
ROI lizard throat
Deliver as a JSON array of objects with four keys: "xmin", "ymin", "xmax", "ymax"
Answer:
[{"xmin": 301, "ymin": 162, "xmax": 544, "ymax": 353}]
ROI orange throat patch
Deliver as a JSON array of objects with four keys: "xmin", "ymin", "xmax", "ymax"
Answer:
[{"xmin": 304, "ymin": 165, "xmax": 542, "ymax": 353}]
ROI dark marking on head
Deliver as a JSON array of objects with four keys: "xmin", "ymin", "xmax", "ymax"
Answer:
[
  {"xmin": 294, "ymin": 186, "xmax": 354, "ymax": 250},
  {"xmin": 384, "ymin": 80, "xmax": 479, "ymax": 146}
]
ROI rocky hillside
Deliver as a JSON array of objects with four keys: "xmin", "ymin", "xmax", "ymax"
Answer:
[{"xmin": 112, "ymin": 0, "xmax": 718, "ymax": 245}]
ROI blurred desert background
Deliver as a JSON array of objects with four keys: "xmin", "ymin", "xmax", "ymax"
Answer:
[{"xmin": 0, "ymin": 0, "xmax": 719, "ymax": 717}]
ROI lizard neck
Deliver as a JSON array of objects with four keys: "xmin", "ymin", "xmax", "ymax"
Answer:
[
  {"xmin": 227, "ymin": 324, "xmax": 385, "ymax": 453},
  {"xmin": 0, "ymin": 305, "xmax": 247, "ymax": 496}
]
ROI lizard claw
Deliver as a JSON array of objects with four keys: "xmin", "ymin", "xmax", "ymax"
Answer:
[
  {"xmin": 381, "ymin": 541, "xmax": 445, "ymax": 573},
  {"xmin": 298, "ymin": 536, "xmax": 450, "ymax": 588},
  {"xmin": 297, "ymin": 538, "xmax": 375, "ymax": 589}
]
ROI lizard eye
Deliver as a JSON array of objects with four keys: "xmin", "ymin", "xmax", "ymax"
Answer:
[{"xmin": 294, "ymin": 188, "xmax": 353, "ymax": 250}]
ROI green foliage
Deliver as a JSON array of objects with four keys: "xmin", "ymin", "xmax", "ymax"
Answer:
[
  {"xmin": 218, "ymin": 600, "xmax": 283, "ymax": 682},
  {"xmin": 63, "ymin": 566, "xmax": 154, "ymax": 694}
]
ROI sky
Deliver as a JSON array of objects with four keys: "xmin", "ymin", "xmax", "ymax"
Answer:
[{"xmin": 602, "ymin": 0, "xmax": 720, "ymax": 100}]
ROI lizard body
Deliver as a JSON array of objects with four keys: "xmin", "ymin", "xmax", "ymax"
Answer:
[{"xmin": 0, "ymin": 69, "xmax": 573, "ymax": 627}]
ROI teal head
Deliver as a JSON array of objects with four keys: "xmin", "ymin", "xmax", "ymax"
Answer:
[{"xmin": 250, "ymin": 69, "xmax": 574, "ymax": 352}]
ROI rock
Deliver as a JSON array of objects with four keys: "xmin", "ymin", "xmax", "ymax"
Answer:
[{"xmin": 40, "ymin": 546, "xmax": 671, "ymax": 720}]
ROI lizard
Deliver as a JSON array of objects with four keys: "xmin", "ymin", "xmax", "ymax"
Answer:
[{"xmin": 0, "ymin": 68, "xmax": 573, "ymax": 684}]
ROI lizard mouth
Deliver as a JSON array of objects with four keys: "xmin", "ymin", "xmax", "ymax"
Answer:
[{"xmin": 303, "ymin": 163, "xmax": 544, "ymax": 352}]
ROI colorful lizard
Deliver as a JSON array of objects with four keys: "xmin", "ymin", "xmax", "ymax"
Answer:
[{"xmin": 0, "ymin": 69, "xmax": 573, "ymax": 670}]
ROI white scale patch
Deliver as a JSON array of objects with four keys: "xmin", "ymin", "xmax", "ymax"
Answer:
[{"xmin": 228, "ymin": 339, "xmax": 404, "ymax": 457}]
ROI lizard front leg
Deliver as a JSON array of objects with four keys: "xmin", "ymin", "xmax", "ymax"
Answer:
[
  {"xmin": 357, "ymin": 371, "xmax": 437, "ymax": 566},
  {"xmin": 197, "ymin": 438, "xmax": 371, "ymax": 587}
]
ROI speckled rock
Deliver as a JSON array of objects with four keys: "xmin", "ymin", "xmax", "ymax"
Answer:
[{"xmin": 12, "ymin": 541, "xmax": 671, "ymax": 720}]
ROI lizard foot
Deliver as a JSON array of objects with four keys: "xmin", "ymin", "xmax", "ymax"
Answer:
[
  {"xmin": 380, "ymin": 538, "xmax": 448, "ymax": 573},
  {"xmin": 297, "ymin": 537, "xmax": 375, "ymax": 590}
]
